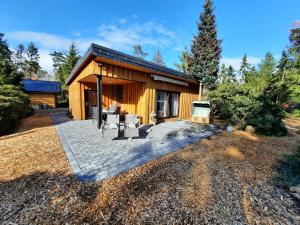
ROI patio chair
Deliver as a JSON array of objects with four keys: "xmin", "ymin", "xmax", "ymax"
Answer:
[
  {"xmin": 124, "ymin": 114, "xmax": 140, "ymax": 138},
  {"xmin": 107, "ymin": 105, "xmax": 117, "ymax": 115},
  {"xmin": 101, "ymin": 114, "xmax": 120, "ymax": 139},
  {"xmin": 91, "ymin": 105, "xmax": 98, "ymax": 125}
]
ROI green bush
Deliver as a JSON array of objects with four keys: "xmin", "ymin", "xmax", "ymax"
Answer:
[
  {"xmin": 209, "ymin": 82, "xmax": 287, "ymax": 136},
  {"xmin": 0, "ymin": 85, "xmax": 33, "ymax": 135}
]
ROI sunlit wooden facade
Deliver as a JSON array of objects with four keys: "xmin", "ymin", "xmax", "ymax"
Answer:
[{"xmin": 66, "ymin": 44, "xmax": 200, "ymax": 125}]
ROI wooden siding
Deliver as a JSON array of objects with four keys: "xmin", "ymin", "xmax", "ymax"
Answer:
[
  {"xmin": 29, "ymin": 93, "xmax": 56, "ymax": 108},
  {"xmin": 68, "ymin": 60, "xmax": 199, "ymax": 123}
]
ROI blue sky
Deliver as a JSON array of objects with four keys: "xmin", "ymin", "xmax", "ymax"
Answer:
[{"xmin": 1, "ymin": 0, "xmax": 299, "ymax": 75}]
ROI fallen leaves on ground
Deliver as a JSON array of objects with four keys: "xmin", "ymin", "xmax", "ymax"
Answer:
[{"xmin": 0, "ymin": 114, "xmax": 299, "ymax": 224}]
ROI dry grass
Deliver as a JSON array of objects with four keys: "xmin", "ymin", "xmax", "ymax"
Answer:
[{"xmin": 0, "ymin": 114, "xmax": 299, "ymax": 224}]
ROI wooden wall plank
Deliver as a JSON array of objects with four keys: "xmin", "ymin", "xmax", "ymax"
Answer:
[{"xmin": 69, "ymin": 60, "xmax": 199, "ymax": 122}]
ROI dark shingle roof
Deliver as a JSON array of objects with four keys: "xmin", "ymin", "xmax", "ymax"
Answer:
[
  {"xmin": 21, "ymin": 79, "xmax": 61, "ymax": 93},
  {"xmin": 66, "ymin": 43, "xmax": 195, "ymax": 85}
]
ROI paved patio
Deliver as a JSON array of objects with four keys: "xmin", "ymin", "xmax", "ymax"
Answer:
[{"xmin": 51, "ymin": 113, "xmax": 222, "ymax": 181}]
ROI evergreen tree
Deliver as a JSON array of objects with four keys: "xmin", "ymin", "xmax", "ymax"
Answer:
[
  {"xmin": 36, "ymin": 69, "xmax": 49, "ymax": 80},
  {"xmin": 227, "ymin": 65, "xmax": 237, "ymax": 83},
  {"xmin": 239, "ymin": 54, "xmax": 251, "ymax": 82},
  {"xmin": 270, "ymin": 51, "xmax": 291, "ymax": 104},
  {"xmin": 50, "ymin": 51, "xmax": 65, "ymax": 81},
  {"xmin": 0, "ymin": 33, "xmax": 23, "ymax": 85},
  {"xmin": 289, "ymin": 27, "xmax": 300, "ymax": 67},
  {"xmin": 14, "ymin": 44, "xmax": 27, "ymax": 74},
  {"xmin": 277, "ymin": 50, "xmax": 290, "ymax": 82},
  {"xmin": 25, "ymin": 42, "xmax": 40, "ymax": 79},
  {"xmin": 51, "ymin": 43, "xmax": 81, "ymax": 84},
  {"xmin": 174, "ymin": 47, "xmax": 192, "ymax": 74},
  {"xmin": 244, "ymin": 66, "xmax": 257, "ymax": 83},
  {"xmin": 258, "ymin": 52, "xmax": 276, "ymax": 81},
  {"xmin": 218, "ymin": 64, "xmax": 236, "ymax": 83},
  {"xmin": 190, "ymin": 0, "xmax": 222, "ymax": 90},
  {"xmin": 62, "ymin": 43, "xmax": 81, "ymax": 80},
  {"xmin": 218, "ymin": 64, "xmax": 228, "ymax": 83},
  {"xmin": 133, "ymin": 45, "xmax": 148, "ymax": 59},
  {"xmin": 286, "ymin": 27, "xmax": 300, "ymax": 104},
  {"xmin": 153, "ymin": 49, "xmax": 165, "ymax": 66}
]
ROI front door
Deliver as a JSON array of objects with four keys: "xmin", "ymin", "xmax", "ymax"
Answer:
[{"xmin": 85, "ymin": 90, "xmax": 97, "ymax": 119}]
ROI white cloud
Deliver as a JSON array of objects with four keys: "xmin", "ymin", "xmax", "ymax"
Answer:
[
  {"xmin": 7, "ymin": 31, "xmax": 72, "ymax": 50},
  {"xmin": 39, "ymin": 49, "xmax": 54, "ymax": 74},
  {"xmin": 6, "ymin": 18, "xmax": 186, "ymax": 72},
  {"xmin": 221, "ymin": 56, "xmax": 262, "ymax": 70}
]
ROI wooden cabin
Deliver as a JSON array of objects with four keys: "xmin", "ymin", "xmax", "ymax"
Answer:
[
  {"xmin": 66, "ymin": 44, "xmax": 202, "ymax": 126},
  {"xmin": 22, "ymin": 79, "xmax": 61, "ymax": 108}
]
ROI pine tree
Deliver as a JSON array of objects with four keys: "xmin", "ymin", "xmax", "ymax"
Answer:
[
  {"xmin": 218, "ymin": 64, "xmax": 236, "ymax": 83},
  {"xmin": 174, "ymin": 47, "xmax": 192, "ymax": 74},
  {"xmin": 51, "ymin": 43, "xmax": 81, "ymax": 84},
  {"xmin": 218, "ymin": 64, "xmax": 228, "ymax": 83},
  {"xmin": 239, "ymin": 54, "xmax": 251, "ymax": 82},
  {"xmin": 259, "ymin": 52, "xmax": 276, "ymax": 81},
  {"xmin": 25, "ymin": 42, "xmax": 40, "ymax": 79},
  {"xmin": 289, "ymin": 27, "xmax": 300, "ymax": 63},
  {"xmin": 153, "ymin": 49, "xmax": 165, "ymax": 66},
  {"xmin": 227, "ymin": 65, "xmax": 237, "ymax": 83},
  {"xmin": 286, "ymin": 27, "xmax": 300, "ymax": 104},
  {"xmin": 133, "ymin": 45, "xmax": 148, "ymax": 59},
  {"xmin": 271, "ymin": 51, "xmax": 291, "ymax": 104},
  {"xmin": 36, "ymin": 69, "xmax": 49, "ymax": 80},
  {"xmin": 190, "ymin": 0, "xmax": 222, "ymax": 90},
  {"xmin": 277, "ymin": 50, "xmax": 290, "ymax": 82},
  {"xmin": 14, "ymin": 44, "xmax": 27, "ymax": 74},
  {"xmin": 0, "ymin": 33, "xmax": 23, "ymax": 85},
  {"xmin": 50, "ymin": 51, "xmax": 65, "ymax": 81}
]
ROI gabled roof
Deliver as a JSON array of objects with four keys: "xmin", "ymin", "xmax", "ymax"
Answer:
[
  {"xmin": 21, "ymin": 79, "xmax": 61, "ymax": 93},
  {"xmin": 66, "ymin": 43, "xmax": 195, "ymax": 85}
]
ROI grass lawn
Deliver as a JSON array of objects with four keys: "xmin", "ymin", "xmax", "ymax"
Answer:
[{"xmin": 0, "ymin": 114, "xmax": 300, "ymax": 224}]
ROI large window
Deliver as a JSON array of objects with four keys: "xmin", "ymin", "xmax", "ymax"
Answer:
[{"xmin": 156, "ymin": 91, "xmax": 179, "ymax": 118}]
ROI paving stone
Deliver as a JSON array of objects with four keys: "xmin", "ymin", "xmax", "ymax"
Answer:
[{"xmin": 51, "ymin": 113, "xmax": 221, "ymax": 181}]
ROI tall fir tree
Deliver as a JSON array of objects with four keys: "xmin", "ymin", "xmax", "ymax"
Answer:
[
  {"xmin": 218, "ymin": 64, "xmax": 228, "ymax": 83},
  {"xmin": 153, "ymin": 49, "xmax": 165, "ymax": 66},
  {"xmin": 239, "ymin": 54, "xmax": 251, "ymax": 82},
  {"xmin": 190, "ymin": 0, "xmax": 222, "ymax": 91},
  {"xmin": 271, "ymin": 50, "xmax": 291, "ymax": 104},
  {"xmin": 133, "ymin": 45, "xmax": 148, "ymax": 59},
  {"xmin": 259, "ymin": 52, "xmax": 276, "ymax": 81},
  {"xmin": 218, "ymin": 64, "xmax": 236, "ymax": 83},
  {"xmin": 287, "ymin": 26, "xmax": 300, "ymax": 104},
  {"xmin": 51, "ymin": 43, "xmax": 81, "ymax": 85},
  {"xmin": 25, "ymin": 42, "xmax": 40, "ymax": 79},
  {"xmin": 0, "ymin": 33, "xmax": 23, "ymax": 85},
  {"xmin": 62, "ymin": 43, "xmax": 81, "ymax": 81},
  {"xmin": 289, "ymin": 27, "xmax": 300, "ymax": 68},
  {"xmin": 227, "ymin": 65, "xmax": 237, "ymax": 83},
  {"xmin": 50, "ymin": 51, "xmax": 65, "ymax": 81},
  {"xmin": 174, "ymin": 47, "xmax": 192, "ymax": 74},
  {"xmin": 14, "ymin": 44, "xmax": 27, "ymax": 74}
]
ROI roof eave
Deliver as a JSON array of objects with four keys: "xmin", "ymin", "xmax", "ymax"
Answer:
[{"xmin": 66, "ymin": 43, "xmax": 198, "ymax": 85}]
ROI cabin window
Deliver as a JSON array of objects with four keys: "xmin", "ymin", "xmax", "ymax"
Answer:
[{"xmin": 156, "ymin": 91, "xmax": 179, "ymax": 118}]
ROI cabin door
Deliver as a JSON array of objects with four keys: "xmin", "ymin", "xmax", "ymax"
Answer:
[{"xmin": 85, "ymin": 90, "xmax": 97, "ymax": 119}]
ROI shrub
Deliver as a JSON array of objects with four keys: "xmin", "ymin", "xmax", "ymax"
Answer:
[
  {"xmin": 209, "ymin": 82, "xmax": 287, "ymax": 136},
  {"xmin": 0, "ymin": 85, "xmax": 32, "ymax": 135}
]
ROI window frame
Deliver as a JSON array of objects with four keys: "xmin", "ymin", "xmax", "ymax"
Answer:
[{"xmin": 155, "ymin": 90, "xmax": 180, "ymax": 118}]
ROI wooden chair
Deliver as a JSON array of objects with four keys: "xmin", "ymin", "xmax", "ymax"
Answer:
[{"xmin": 124, "ymin": 114, "xmax": 140, "ymax": 138}]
